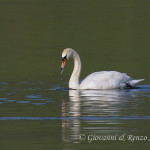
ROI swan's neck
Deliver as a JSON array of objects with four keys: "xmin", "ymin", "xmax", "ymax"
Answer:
[{"xmin": 69, "ymin": 51, "xmax": 81, "ymax": 89}]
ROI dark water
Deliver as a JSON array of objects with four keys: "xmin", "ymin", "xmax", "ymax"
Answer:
[
  {"xmin": 0, "ymin": 0, "xmax": 150, "ymax": 150},
  {"xmin": 0, "ymin": 82, "xmax": 150, "ymax": 150}
]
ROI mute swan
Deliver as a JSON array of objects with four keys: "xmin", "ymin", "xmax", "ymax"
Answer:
[{"xmin": 61, "ymin": 48, "xmax": 144, "ymax": 89}]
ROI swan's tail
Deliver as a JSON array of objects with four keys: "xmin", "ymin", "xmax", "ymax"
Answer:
[{"xmin": 129, "ymin": 79, "xmax": 144, "ymax": 87}]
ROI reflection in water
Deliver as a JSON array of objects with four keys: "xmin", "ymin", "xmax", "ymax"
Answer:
[
  {"xmin": 62, "ymin": 90, "xmax": 81, "ymax": 143},
  {"xmin": 62, "ymin": 87, "xmax": 150, "ymax": 144}
]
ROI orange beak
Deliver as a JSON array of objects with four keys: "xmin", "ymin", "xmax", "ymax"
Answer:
[{"xmin": 61, "ymin": 59, "xmax": 67, "ymax": 70}]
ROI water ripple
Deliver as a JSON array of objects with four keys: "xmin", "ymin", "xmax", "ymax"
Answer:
[{"xmin": 0, "ymin": 116, "xmax": 150, "ymax": 120}]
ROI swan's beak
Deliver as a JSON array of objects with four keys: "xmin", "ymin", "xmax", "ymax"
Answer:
[{"xmin": 61, "ymin": 58, "xmax": 67, "ymax": 72}]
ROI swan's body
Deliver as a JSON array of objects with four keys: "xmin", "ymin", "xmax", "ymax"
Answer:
[{"xmin": 61, "ymin": 48, "xmax": 144, "ymax": 89}]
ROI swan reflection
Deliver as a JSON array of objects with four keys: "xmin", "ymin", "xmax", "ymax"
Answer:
[{"xmin": 62, "ymin": 89, "xmax": 136, "ymax": 144}]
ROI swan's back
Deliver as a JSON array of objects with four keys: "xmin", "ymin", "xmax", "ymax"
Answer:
[{"xmin": 79, "ymin": 71, "xmax": 143, "ymax": 89}]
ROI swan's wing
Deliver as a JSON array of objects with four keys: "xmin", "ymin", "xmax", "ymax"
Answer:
[
  {"xmin": 84, "ymin": 71, "xmax": 131, "ymax": 81},
  {"xmin": 80, "ymin": 71, "xmax": 132, "ymax": 89}
]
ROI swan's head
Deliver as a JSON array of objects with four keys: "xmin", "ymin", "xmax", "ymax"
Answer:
[{"xmin": 61, "ymin": 48, "xmax": 74, "ymax": 71}]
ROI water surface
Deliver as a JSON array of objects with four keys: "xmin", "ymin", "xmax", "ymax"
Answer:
[
  {"xmin": 0, "ymin": 82, "xmax": 150, "ymax": 150},
  {"xmin": 0, "ymin": 0, "xmax": 150, "ymax": 150}
]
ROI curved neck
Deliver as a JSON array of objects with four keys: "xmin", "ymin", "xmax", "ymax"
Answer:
[{"xmin": 69, "ymin": 51, "xmax": 81, "ymax": 89}]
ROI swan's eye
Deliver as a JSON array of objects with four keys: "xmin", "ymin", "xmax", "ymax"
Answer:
[{"xmin": 62, "ymin": 55, "xmax": 67, "ymax": 61}]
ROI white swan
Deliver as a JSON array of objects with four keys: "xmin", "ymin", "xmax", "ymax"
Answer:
[{"xmin": 61, "ymin": 48, "xmax": 144, "ymax": 89}]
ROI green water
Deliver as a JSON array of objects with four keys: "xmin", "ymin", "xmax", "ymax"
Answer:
[{"xmin": 0, "ymin": 0, "xmax": 150, "ymax": 150}]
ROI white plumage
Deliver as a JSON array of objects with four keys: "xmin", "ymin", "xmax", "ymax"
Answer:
[
  {"xmin": 80, "ymin": 71, "xmax": 144, "ymax": 89},
  {"xmin": 61, "ymin": 48, "xmax": 144, "ymax": 89}
]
